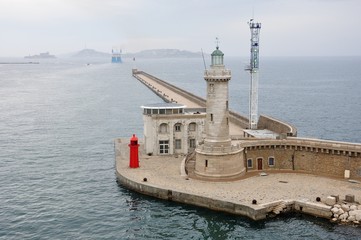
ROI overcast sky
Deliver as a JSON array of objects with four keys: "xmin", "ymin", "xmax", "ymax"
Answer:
[{"xmin": 1, "ymin": 0, "xmax": 360, "ymax": 57}]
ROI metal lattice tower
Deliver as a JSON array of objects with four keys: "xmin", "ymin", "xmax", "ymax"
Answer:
[{"xmin": 246, "ymin": 19, "xmax": 261, "ymax": 130}]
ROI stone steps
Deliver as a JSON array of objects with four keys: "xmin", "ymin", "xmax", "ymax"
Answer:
[{"xmin": 272, "ymin": 201, "xmax": 287, "ymax": 214}]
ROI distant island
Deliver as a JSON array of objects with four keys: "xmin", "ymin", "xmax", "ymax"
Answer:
[
  {"xmin": 68, "ymin": 48, "xmax": 203, "ymax": 59},
  {"xmin": 71, "ymin": 49, "xmax": 111, "ymax": 58},
  {"xmin": 124, "ymin": 49, "xmax": 203, "ymax": 58},
  {"xmin": 24, "ymin": 52, "xmax": 56, "ymax": 59}
]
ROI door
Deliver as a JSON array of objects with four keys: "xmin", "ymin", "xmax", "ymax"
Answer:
[{"xmin": 257, "ymin": 158, "xmax": 263, "ymax": 170}]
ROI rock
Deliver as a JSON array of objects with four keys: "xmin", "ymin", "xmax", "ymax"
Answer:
[
  {"xmin": 358, "ymin": 205, "xmax": 361, "ymax": 210},
  {"xmin": 331, "ymin": 207, "xmax": 339, "ymax": 214},
  {"xmin": 348, "ymin": 215, "xmax": 356, "ymax": 222},
  {"xmin": 331, "ymin": 218, "xmax": 338, "ymax": 222},
  {"xmin": 354, "ymin": 221, "xmax": 359, "ymax": 224},
  {"xmin": 324, "ymin": 196, "xmax": 336, "ymax": 206},
  {"xmin": 349, "ymin": 210, "xmax": 361, "ymax": 216},
  {"xmin": 334, "ymin": 204, "xmax": 341, "ymax": 208},
  {"xmin": 356, "ymin": 213, "xmax": 361, "ymax": 221},
  {"xmin": 349, "ymin": 210, "xmax": 361, "ymax": 222},
  {"xmin": 350, "ymin": 205, "xmax": 357, "ymax": 211},
  {"xmin": 337, "ymin": 208, "xmax": 345, "ymax": 215},
  {"xmin": 339, "ymin": 212, "xmax": 349, "ymax": 220},
  {"xmin": 341, "ymin": 204, "xmax": 350, "ymax": 211},
  {"xmin": 334, "ymin": 214, "xmax": 339, "ymax": 218}
]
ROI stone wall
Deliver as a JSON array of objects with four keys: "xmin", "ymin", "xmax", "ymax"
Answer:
[
  {"xmin": 258, "ymin": 115, "xmax": 297, "ymax": 137},
  {"xmin": 243, "ymin": 138, "xmax": 361, "ymax": 179}
]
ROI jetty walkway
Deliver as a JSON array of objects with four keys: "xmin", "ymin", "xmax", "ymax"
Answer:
[
  {"xmin": 132, "ymin": 69, "xmax": 297, "ymax": 138},
  {"xmin": 132, "ymin": 70, "xmax": 251, "ymax": 136}
]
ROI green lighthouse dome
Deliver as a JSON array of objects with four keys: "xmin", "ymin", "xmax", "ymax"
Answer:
[
  {"xmin": 211, "ymin": 46, "xmax": 224, "ymax": 66},
  {"xmin": 211, "ymin": 46, "xmax": 224, "ymax": 57}
]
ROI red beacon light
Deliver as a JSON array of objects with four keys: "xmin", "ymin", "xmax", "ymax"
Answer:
[{"xmin": 128, "ymin": 134, "xmax": 139, "ymax": 168}]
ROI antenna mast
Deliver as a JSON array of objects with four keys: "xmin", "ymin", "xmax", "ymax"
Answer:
[
  {"xmin": 201, "ymin": 48, "xmax": 207, "ymax": 70},
  {"xmin": 246, "ymin": 19, "xmax": 261, "ymax": 130}
]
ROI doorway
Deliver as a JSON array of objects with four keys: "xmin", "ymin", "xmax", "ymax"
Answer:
[{"xmin": 257, "ymin": 158, "xmax": 263, "ymax": 170}]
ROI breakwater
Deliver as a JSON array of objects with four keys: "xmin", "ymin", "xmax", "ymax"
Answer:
[
  {"xmin": 115, "ymin": 139, "xmax": 361, "ymax": 222},
  {"xmin": 117, "ymin": 69, "xmax": 361, "ymax": 223},
  {"xmin": 133, "ymin": 69, "xmax": 296, "ymax": 136}
]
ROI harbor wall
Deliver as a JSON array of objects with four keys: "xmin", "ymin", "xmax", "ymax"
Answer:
[
  {"xmin": 115, "ymin": 139, "xmax": 334, "ymax": 221},
  {"xmin": 243, "ymin": 138, "xmax": 361, "ymax": 179},
  {"xmin": 116, "ymin": 170, "xmax": 267, "ymax": 220},
  {"xmin": 258, "ymin": 115, "xmax": 297, "ymax": 137}
]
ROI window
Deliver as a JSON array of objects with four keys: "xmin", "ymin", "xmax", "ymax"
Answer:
[
  {"xmin": 159, "ymin": 123, "xmax": 168, "ymax": 133},
  {"xmin": 152, "ymin": 109, "xmax": 158, "ymax": 114},
  {"xmin": 159, "ymin": 109, "xmax": 165, "ymax": 114},
  {"xmin": 226, "ymin": 101, "xmax": 228, "ymax": 110},
  {"xmin": 189, "ymin": 123, "xmax": 196, "ymax": 131},
  {"xmin": 189, "ymin": 139, "xmax": 196, "ymax": 149},
  {"xmin": 268, "ymin": 157, "xmax": 275, "ymax": 166},
  {"xmin": 159, "ymin": 140, "xmax": 169, "ymax": 154},
  {"xmin": 174, "ymin": 123, "xmax": 181, "ymax": 132},
  {"xmin": 205, "ymin": 159, "xmax": 208, "ymax": 167},
  {"xmin": 247, "ymin": 159, "xmax": 253, "ymax": 168},
  {"xmin": 210, "ymin": 114, "xmax": 213, "ymax": 122},
  {"xmin": 175, "ymin": 139, "xmax": 181, "ymax": 149},
  {"xmin": 209, "ymin": 83, "xmax": 214, "ymax": 93}
]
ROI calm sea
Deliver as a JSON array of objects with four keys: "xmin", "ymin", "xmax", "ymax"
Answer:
[{"xmin": 0, "ymin": 56, "xmax": 360, "ymax": 239}]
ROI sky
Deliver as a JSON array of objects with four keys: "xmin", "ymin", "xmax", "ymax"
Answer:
[{"xmin": 0, "ymin": 0, "xmax": 360, "ymax": 57}]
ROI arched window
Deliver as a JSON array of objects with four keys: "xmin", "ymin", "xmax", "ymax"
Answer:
[
  {"xmin": 174, "ymin": 123, "xmax": 182, "ymax": 132},
  {"xmin": 189, "ymin": 122, "xmax": 196, "ymax": 132},
  {"xmin": 159, "ymin": 123, "xmax": 168, "ymax": 133}
]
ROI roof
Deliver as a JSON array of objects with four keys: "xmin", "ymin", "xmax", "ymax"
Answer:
[
  {"xmin": 141, "ymin": 103, "xmax": 186, "ymax": 109},
  {"xmin": 243, "ymin": 129, "xmax": 280, "ymax": 139},
  {"xmin": 211, "ymin": 47, "xmax": 224, "ymax": 57}
]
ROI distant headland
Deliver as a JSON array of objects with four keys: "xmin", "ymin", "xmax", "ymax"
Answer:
[
  {"xmin": 67, "ymin": 48, "xmax": 203, "ymax": 59},
  {"xmin": 125, "ymin": 49, "xmax": 203, "ymax": 58},
  {"xmin": 24, "ymin": 52, "xmax": 56, "ymax": 59}
]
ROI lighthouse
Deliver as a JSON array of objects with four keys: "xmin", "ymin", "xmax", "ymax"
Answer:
[{"xmin": 195, "ymin": 43, "xmax": 245, "ymax": 180}]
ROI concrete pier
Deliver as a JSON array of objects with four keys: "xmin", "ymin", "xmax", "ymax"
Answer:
[
  {"xmin": 116, "ymin": 70, "xmax": 361, "ymax": 222},
  {"xmin": 115, "ymin": 138, "xmax": 361, "ymax": 221}
]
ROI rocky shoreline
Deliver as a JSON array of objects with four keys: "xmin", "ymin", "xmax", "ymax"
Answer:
[{"xmin": 330, "ymin": 203, "xmax": 361, "ymax": 224}]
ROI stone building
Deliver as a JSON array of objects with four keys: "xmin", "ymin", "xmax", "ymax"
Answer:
[
  {"xmin": 142, "ymin": 103, "xmax": 206, "ymax": 156},
  {"xmin": 194, "ymin": 46, "xmax": 245, "ymax": 180}
]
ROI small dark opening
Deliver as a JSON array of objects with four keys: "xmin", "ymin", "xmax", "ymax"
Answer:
[{"xmin": 205, "ymin": 160, "xmax": 208, "ymax": 167}]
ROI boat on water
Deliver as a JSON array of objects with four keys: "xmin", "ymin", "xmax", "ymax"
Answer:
[{"xmin": 111, "ymin": 48, "xmax": 122, "ymax": 63}]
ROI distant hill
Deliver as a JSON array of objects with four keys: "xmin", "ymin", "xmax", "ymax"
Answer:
[
  {"xmin": 71, "ymin": 49, "xmax": 110, "ymax": 58},
  {"xmin": 66, "ymin": 48, "xmax": 204, "ymax": 59},
  {"xmin": 124, "ymin": 49, "xmax": 203, "ymax": 58}
]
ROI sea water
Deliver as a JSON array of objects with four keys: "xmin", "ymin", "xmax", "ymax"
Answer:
[{"xmin": 0, "ymin": 56, "xmax": 360, "ymax": 239}]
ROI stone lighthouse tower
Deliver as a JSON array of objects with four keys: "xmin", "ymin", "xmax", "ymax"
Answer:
[{"xmin": 195, "ymin": 44, "xmax": 245, "ymax": 180}]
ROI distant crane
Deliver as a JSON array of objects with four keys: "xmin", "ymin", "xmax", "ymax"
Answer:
[{"xmin": 245, "ymin": 19, "xmax": 261, "ymax": 130}]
